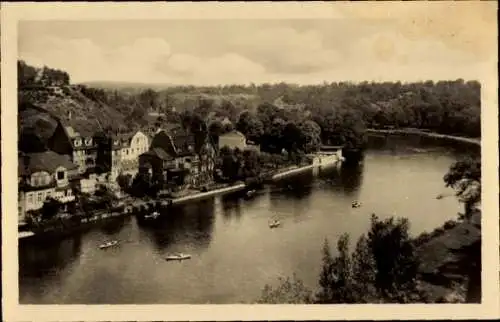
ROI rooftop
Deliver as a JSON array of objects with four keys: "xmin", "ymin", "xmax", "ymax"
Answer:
[
  {"xmin": 220, "ymin": 130, "xmax": 245, "ymax": 138},
  {"xmin": 142, "ymin": 147, "xmax": 175, "ymax": 161},
  {"xmin": 62, "ymin": 118, "xmax": 100, "ymax": 138},
  {"xmin": 19, "ymin": 151, "xmax": 78, "ymax": 176}
]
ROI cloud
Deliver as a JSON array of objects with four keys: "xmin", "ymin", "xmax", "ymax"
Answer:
[
  {"xmin": 226, "ymin": 27, "xmax": 341, "ymax": 74},
  {"xmin": 338, "ymin": 1, "xmax": 497, "ymax": 62},
  {"xmin": 19, "ymin": 36, "xmax": 174, "ymax": 83},
  {"xmin": 18, "ymin": 11, "xmax": 494, "ymax": 86}
]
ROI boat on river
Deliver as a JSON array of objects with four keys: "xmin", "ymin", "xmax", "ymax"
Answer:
[
  {"xmin": 352, "ymin": 201, "xmax": 361, "ymax": 208},
  {"xmin": 245, "ymin": 189, "xmax": 257, "ymax": 199},
  {"xmin": 165, "ymin": 253, "xmax": 192, "ymax": 261},
  {"xmin": 269, "ymin": 220, "xmax": 281, "ymax": 229},
  {"xmin": 144, "ymin": 211, "xmax": 160, "ymax": 220},
  {"xmin": 99, "ymin": 240, "xmax": 119, "ymax": 249}
]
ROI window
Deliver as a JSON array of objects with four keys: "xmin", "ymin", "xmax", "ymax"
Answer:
[
  {"xmin": 57, "ymin": 171, "xmax": 65, "ymax": 180},
  {"xmin": 85, "ymin": 138, "xmax": 93, "ymax": 146},
  {"xmin": 28, "ymin": 193, "xmax": 33, "ymax": 204},
  {"xmin": 37, "ymin": 192, "xmax": 42, "ymax": 202}
]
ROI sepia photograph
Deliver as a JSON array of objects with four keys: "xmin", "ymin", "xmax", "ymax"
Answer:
[{"xmin": 2, "ymin": 1, "xmax": 499, "ymax": 321}]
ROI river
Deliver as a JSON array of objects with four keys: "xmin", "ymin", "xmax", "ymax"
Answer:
[{"xmin": 19, "ymin": 135, "xmax": 478, "ymax": 304}]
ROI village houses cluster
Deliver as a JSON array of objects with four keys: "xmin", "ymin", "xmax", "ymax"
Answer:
[{"xmin": 18, "ymin": 114, "xmax": 249, "ymax": 225}]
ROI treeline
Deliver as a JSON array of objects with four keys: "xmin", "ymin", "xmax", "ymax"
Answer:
[
  {"xmin": 18, "ymin": 60, "xmax": 481, "ymax": 142},
  {"xmin": 18, "ymin": 60, "xmax": 70, "ymax": 88},
  {"xmin": 97, "ymin": 79, "xmax": 480, "ymax": 139},
  {"xmin": 88, "ymin": 79, "xmax": 479, "ymax": 147}
]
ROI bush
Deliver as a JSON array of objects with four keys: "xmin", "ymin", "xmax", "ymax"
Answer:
[
  {"xmin": 413, "ymin": 232, "xmax": 431, "ymax": 247},
  {"xmin": 258, "ymin": 274, "xmax": 314, "ymax": 304},
  {"xmin": 430, "ymin": 227, "xmax": 445, "ymax": 238},
  {"xmin": 262, "ymin": 214, "xmax": 427, "ymax": 304},
  {"xmin": 443, "ymin": 220, "xmax": 458, "ymax": 230}
]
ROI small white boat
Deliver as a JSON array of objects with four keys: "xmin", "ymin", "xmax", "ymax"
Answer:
[
  {"xmin": 144, "ymin": 211, "xmax": 160, "ymax": 220},
  {"xmin": 165, "ymin": 253, "xmax": 192, "ymax": 261},
  {"xmin": 99, "ymin": 240, "xmax": 119, "ymax": 249},
  {"xmin": 269, "ymin": 220, "xmax": 281, "ymax": 229},
  {"xmin": 352, "ymin": 201, "xmax": 361, "ymax": 208},
  {"xmin": 245, "ymin": 190, "xmax": 256, "ymax": 199}
]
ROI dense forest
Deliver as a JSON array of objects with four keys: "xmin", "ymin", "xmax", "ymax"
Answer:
[{"xmin": 18, "ymin": 60, "xmax": 481, "ymax": 154}]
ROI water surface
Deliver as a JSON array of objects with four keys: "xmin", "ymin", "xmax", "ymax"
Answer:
[{"xmin": 19, "ymin": 136, "xmax": 471, "ymax": 304}]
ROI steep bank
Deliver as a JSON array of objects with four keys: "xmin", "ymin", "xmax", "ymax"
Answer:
[{"xmin": 416, "ymin": 211, "xmax": 481, "ymax": 302}]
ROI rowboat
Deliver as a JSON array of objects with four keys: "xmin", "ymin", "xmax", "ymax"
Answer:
[
  {"xmin": 269, "ymin": 220, "xmax": 281, "ymax": 229},
  {"xmin": 99, "ymin": 240, "xmax": 118, "ymax": 249},
  {"xmin": 245, "ymin": 189, "xmax": 256, "ymax": 199},
  {"xmin": 144, "ymin": 211, "xmax": 160, "ymax": 220},
  {"xmin": 352, "ymin": 201, "xmax": 361, "ymax": 208},
  {"xmin": 165, "ymin": 253, "xmax": 192, "ymax": 261}
]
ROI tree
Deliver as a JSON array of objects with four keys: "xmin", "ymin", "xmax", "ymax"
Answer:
[
  {"xmin": 241, "ymin": 149, "xmax": 261, "ymax": 179},
  {"xmin": 350, "ymin": 235, "xmax": 378, "ymax": 302},
  {"xmin": 41, "ymin": 197, "xmax": 62, "ymax": 220},
  {"xmin": 130, "ymin": 172, "xmax": 152, "ymax": 198},
  {"xmin": 366, "ymin": 214, "xmax": 421, "ymax": 302},
  {"xmin": 236, "ymin": 111, "xmax": 264, "ymax": 143},
  {"xmin": 117, "ymin": 173, "xmax": 132, "ymax": 192},
  {"xmin": 94, "ymin": 185, "xmax": 118, "ymax": 208},
  {"xmin": 444, "ymin": 156, "xmax": 481, "ymax": 218},
  {"xmin": 222, "ymin": 122, "xmax": 234, "ymax": 133},
  {"xmin": 316, "ymin": 234, "xmax": 356, "ymax": 303},
  {"xmin": 208, "ymin": 120, "xmax": 224, "ymax": 147},
  {"xmin": 256, "ymin": 102, "xmax": 280, "ymax": 130},
  {"xmin": 316, "ymin": 238, "xmax": 335, "ymax": 303},
  {"xmin": 261, "ymin": 117, "xmax": 286, "ymax": 154},
  {"xmin": 298, "ymin": 120, "xmax": 322, "ymax": 153},
  {"xmin": 258, "ymin": 274, "xmax": 314, "ymax": 304}
]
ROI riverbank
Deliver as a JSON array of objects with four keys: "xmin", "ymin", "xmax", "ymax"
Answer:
[
  {"xmin": 19, "ymin": 162, "xmax": 321, "ymax": 239},
  {"xmin": 367, "ymin": 128, "xmax": 480, "ymax": 146},
  {"xmin": 415, "ymin": 210, "xmax": 481, "ymax": 302}
]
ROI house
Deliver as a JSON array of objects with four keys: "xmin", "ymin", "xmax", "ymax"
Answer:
[
  {"xmin": 218, "ymin": 130, "xmax": 247, "ymax": 151},
  {"xmin": 48, "ymin": 119, "xmax": 100, "ymax": 175},
  {"xmin": 94, "ymin": 130, "xmax": 123, "ymax": 182},
  {"xmin": 18, "ymin": 151, "xmax": 79, "ymax": 222},
  {"xmin": 139, "ymin": 126, "xmax": 216, "ymax": 190},
  {"xmin": 119, "ymin": 130, "xmax": 150, "ymax": 177}
]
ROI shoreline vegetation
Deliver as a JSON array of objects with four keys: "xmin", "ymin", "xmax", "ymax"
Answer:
[
  {"xmin": 258, "ymin": 156, "xmax": 481, "ymax": 304},
  {"xmin": 366, "ymin": 128, "xmax": 480, "ymax": 146},
  {"xmin": 19, "ymin": 158, "xmax": 338, "ymax": 239}
]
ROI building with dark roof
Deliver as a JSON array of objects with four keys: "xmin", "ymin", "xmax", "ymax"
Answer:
[
  {"xmin": 48, "ymin": 118, "xmax": 101, "ymax": 175},
  {"xmin": 139, "ymin": 126, "xmax": 216, "ymax": 190},
  {"xmin": 18, "ymin": 151, "xmax": 79, "ymax": 222}
]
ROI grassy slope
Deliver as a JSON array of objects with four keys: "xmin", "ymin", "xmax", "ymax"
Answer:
[{"xmin": 19, "ymin": 85, "xmax": 126, "ymax": 140}]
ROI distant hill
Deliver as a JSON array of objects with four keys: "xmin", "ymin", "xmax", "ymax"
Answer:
[{"xmin": 79, "ymin": 81, "xmax": 174, "ymax": 91}]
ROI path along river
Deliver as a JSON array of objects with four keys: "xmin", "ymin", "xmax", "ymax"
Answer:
[{"xmin": 19, "ymin": 134, "xmax": 479, "ymax": 304}]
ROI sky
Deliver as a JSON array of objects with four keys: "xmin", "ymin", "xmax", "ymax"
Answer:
[{"xmin": 17, "ymin": 3, "xmax": 496, "ymax": 86}]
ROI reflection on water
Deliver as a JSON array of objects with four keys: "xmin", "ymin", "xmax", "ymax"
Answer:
[
  {"xmin": 19, "ymin": 135, "xmax": 468, "ymax": 304},
  {"xmin": 220, "ymin": 194, "xmax": 243, "ymax": 221},
  {"xmin": 140, "ymin": 199, "xmax": 216, "ymax": 251},
  {"xmin": 99, "ymin": 216, "xmax": 130, "ymax": 236},
  {"xmin": 19, "ymin": 236, "xmax": 82, "ymax": 279}
]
